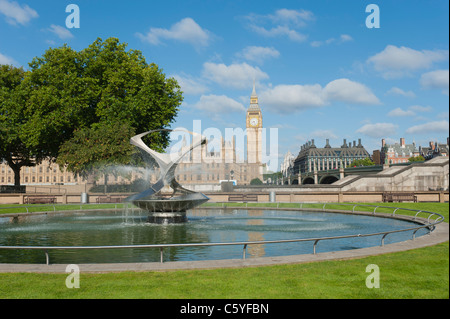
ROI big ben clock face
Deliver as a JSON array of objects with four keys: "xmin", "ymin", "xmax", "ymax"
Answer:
[{"xmin": 250, "ymin": 117, "xmax": 259, "ymax": 127}]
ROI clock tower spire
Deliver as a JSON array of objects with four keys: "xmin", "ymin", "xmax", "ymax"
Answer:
[{"xmin": 246, "ymin": 83, "xmax": 263, "ymax": 164}]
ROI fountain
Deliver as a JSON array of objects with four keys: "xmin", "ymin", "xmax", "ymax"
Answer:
[{"xmin": 125, "ymin": 129, "xmax": 209, "ymax": 223}]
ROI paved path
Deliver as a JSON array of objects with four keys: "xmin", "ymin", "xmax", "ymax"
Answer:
[{"xmin": 0, "ymin": 221, "xmax": 447, "ymax": 273}]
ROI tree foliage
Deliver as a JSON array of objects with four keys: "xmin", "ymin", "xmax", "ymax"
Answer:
[
  {"xmin": 0, "ymin": 37, "xmax": 183, "ymax": 185},
  {"xmin": 349, "ymin": 157, "xmax": 375, "ymax": 167},
  {"xmin": 409, "ymin": 155, "xmax": 425, "ymax": 162},
  {"xmin": 250, "ymin": 177, "xmax": 263, "ymax": 185},
  {"xmin": 0, "ymin": 65, "xmax": 35, "ymax": 186}
]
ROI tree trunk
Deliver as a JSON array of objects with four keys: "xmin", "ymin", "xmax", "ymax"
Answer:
[
  {"xmin": 12, "ymin": 165, "xmax": 21, "ymax": 187},
  {"xmin": 104, "ymin": 174, "xmax": 108, "ymax": 194}
]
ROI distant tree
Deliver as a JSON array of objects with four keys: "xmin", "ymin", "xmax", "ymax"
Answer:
[
  {"xmin": 250, "ymin": 177, "xmax": 263, "ymax": 185},
  {"xmin": 349, "ymin": 158, "xmax": 375, "ymax": 167},
  {"xmin": 409, "ymin": 155, "xmax": 425, "ymax": 162}
]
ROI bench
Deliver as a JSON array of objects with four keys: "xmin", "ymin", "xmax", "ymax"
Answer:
[
  {"xmin": 96, "ymin": 196, "xmax": 124, "ymax": 203},
  {"xmin": 24, "ymin": 196, "xmax": 56, "ymax": 204},
  {"xmin": 228, "ymin": 194, "xmax": 258, "ymax": 202},
  {"xmin": 382, "ymin": 192, "xmax": 417, "ymax": 203}
]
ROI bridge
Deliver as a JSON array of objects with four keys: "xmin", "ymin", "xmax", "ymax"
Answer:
[{"xmin": 279, "ymin": 164, "xmax": 386, "ymax": 185}]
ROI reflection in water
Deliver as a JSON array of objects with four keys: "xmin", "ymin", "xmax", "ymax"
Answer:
[
  {"xmin": 0, "ymin": 208, "xmax": 429, "ymax": 264},
  {"xmin": 247, "ymin": 210, "xmax": 265, "ymax": 258}
]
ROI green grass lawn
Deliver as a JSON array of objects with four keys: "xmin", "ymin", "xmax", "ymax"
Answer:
[{"xmin": 0, "ymin": 202, "xmax": 448, "ymax": 299}]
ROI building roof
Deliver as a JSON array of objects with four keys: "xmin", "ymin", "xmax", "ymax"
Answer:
[
  {"xmin": 295, "ymin": 139, "xmax": 369, "ymax": 160},
  {"xmin": 383, "ymin": 143, "xmax": 418, "ymax": 156}
]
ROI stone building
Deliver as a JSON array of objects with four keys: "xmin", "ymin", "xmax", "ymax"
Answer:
[
  {"xmin": 280, "ymin": 151, "xmax": 294, "ymax": 178},
  {"xmin": 380, "ymin": 138, "xmax": 420, "ymax": 164},
  {"xmin": 293, "ymin": 138, "xmax": 370, "ymax": 175},
  {"xmin": 419, "ymin": 138, "xmax": 449, "ymax": 160}
]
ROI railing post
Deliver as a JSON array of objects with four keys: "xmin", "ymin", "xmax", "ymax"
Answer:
[
  {"xmin": 313, "ymin": 240, "xmax": 319, "ymax": 254},
  {"xmin": 381, "ymin": 233, "xmax": 388, "ymax": 246},
  {"xmin": 412, "ymin": 229, "xmax": 419, "ymax": 240},
  {"xmin": 45, "ymin": 250, "xmax": 49, "ymax": 265},
  {"xmin": 160, "ymin": 247, "xmax": 164, "ymax": 263},
  {"xmin": 243, "ymin": 244, "xmax": 247, "ymax": 260},
  {"xmin": 414, "ymin": 211, "xmax": 422, "ymax": 220}
]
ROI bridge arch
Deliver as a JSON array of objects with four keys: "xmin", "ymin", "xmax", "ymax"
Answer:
[
  {"xmin": 319, "ymin": 175, "xmax": 339, "ymax": 184},
  {"xmin": 302, "ymin": 177, "xmax": 315, "ymax": 184}
]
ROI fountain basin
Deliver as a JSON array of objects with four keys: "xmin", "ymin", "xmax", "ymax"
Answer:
[
  {"xmin": 0, "ymin": 207, "xmax": 432, "ymax": 264},
  {"xmin": 131, "ymin": 193, "xmax": 209, "ymax": 223}
]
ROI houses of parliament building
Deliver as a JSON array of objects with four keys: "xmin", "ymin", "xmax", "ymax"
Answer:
[{"xmin": 0, "ymin": 86, "xmax": 265, "ymax": 192}]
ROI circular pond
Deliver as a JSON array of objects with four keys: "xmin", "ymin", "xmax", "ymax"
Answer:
[{"xmin": 0, "ymin": 208, "xmax": 429, "ymax": 264}]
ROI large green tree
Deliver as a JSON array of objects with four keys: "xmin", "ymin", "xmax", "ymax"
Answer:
[
  {"xmin": 1, "ymin": 37, "xmax": 183, "ymax": 186},
  {"xmin": 0, "ymin": 65, "xmax": 37, "ymax": 187}
]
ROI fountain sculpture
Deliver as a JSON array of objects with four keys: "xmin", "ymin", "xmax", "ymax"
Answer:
[{"xmin": 125, "ymin": 129, "xmax": 209, "ymax": 223}]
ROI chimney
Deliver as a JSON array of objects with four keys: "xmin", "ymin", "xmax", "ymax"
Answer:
[
  {"xmin": 358, "ymin": 138, "xmax": 362, "ymax": 147},
  {"xmin": 400, "ymin": 138, "xmax": 405, "ymax": 148},
  {"xmin": 382, "ymin": 138, "xmax": 386, "ymax": 148},
  {"xmin": 353, "ymin": 140, "xmax": 356, "ymax": 148},
  {"xmin": 430, "ymin": 141, "xmax": 435, "ymax": 151},
  {"xmin": 342, "ymin": 139, "xmax": 347, "ymax": 148}
]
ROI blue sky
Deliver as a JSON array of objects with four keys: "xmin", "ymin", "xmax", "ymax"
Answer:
[{"xmin": 0, "ymin": 0, "xmax": 448, "ymax": 170}]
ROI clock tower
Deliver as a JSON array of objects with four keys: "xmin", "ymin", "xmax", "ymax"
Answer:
[{"xmin": 246, "ymin": 83, "xmax": 263, "ymax": 164}]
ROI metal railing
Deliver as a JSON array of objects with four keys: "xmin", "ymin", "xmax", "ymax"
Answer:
[{"xmin": 0, "ymin": 203, "xmax": 445, "ymax": 265}]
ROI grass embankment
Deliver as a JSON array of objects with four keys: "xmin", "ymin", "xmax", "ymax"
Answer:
[{"xmin": 0, "ymin": 202, "xmax": 448, "ymax": 299}]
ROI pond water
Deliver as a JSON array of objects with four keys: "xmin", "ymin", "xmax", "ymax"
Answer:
[{"xmin": 0, "ymin": 208, "xmax": 428, "ymax": 264}]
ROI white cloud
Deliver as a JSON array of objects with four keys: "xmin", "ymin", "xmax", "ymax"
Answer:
[
  {"xmin": 249, "ymin": 24, "xmax": 307, "ymax": 42},
  {"xmin": 270, "ymin": 8, "xmax": 315, "ymax": 27},
  {"xmin": 245, "ymin": 8, "xmax": 313, "ymax": 42},
  {"xmin": 310, "ymin": 130, "xmax": 338, "ymax": 140},
  {"xmin": 367, "ymin": 45, "xmax": 449, "ymax": 78},
  {"xmin": 409, "ymin": 105, "xmax": 432, "ymax": 112},
  {"xmin": 340, "ymin": 34, "xmax": 353, "ymax": 42},
  {"xmin": 420, "ymin": 69, "xmax": 449, "ymax": 95},
  {"xmin": 48, "ymin": 24, "xmax": 73, "ymax": 39},
  {"xmin": 192, "ymin": 94, "xmax": 245, "ymax": 113},
  {"xmin": 310, "ymin": 34, "xmax": 353, "ymax": 47},
  {"xmin": 0, "ymin": 0, "xmax": 38, "ymax": 25},
  {"xmin": 0, "ymin": 51, "xmax": 18, "ymax": 65},
  {"xmin": 136, "ymin": 17, "xmax": 211, "ymax": 48},
  {"xmin": 202, "ymin": 62, "xmax": 269, "ymax": 89},
  {"xmin": 387, "ymin": 107, "xmax": 415, "ymax": 117},
  {"xmin": 172, "ymin": 74, "xmax": 209, "ymax": 95},
  {"xmin": 237, "ymin": 46, "xmax": 280, "ymax": 64},
  {"xmin": 324, "ymin": 78, "xmax": 380, "ymax": 105},
  {"xmin": 357, "ymin": 123, "xmax": 398, "ymax": 138},
  {"xmin": 406, "ymin": 120, "xmax": 449, "ymax": 134},
  {"xmin": 259, "ymin": 78, "xmax": 380, "ymax": 114},
  {"xmin": 387, "ymin": 105, "xmax": 432, "ymax": 117},
  {"xmin": 259, "ymin": 84, "xmax": 326, "ymax": 113},
  {"xmin": 386, "ymin": 87, "xmax": 416, "ymax": 98}
]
